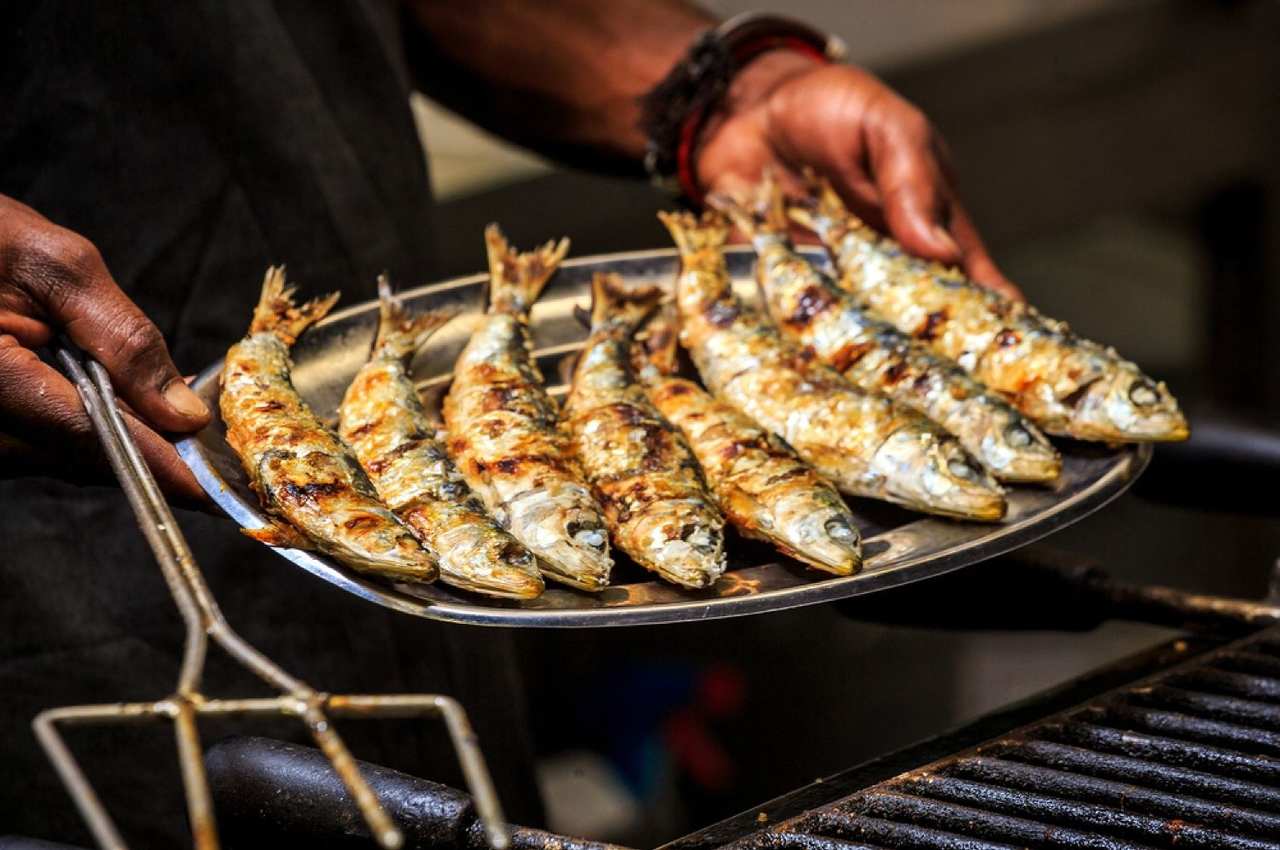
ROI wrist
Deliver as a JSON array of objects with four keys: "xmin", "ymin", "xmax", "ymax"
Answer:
[{"xmin": 638, "ymin": 13, "xmax": 843, "ymax": 201}]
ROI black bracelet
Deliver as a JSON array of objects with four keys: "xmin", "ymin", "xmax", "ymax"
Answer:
[{"xmin": 638, "ymin": 13, "xmax": 846, "ymax": 197}]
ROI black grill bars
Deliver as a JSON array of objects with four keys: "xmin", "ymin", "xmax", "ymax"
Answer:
[{"xmin": 714, "ymin": 629, "xmax": 1280, "ymax": 850}]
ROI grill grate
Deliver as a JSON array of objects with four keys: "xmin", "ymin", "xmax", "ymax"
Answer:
[{"xmin": 718, "ymin": 628, "xmax": 1280, "ymax": 850}]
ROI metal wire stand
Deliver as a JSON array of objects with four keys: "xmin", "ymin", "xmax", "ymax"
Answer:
[{"xmin": 37, "ymin": 343, "xmax": 511, "ymax": 850}]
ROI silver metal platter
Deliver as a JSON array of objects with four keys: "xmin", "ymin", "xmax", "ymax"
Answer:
[{"xmin": 178, "ymin": 246, "xmax": 1150, "ymax": 628}]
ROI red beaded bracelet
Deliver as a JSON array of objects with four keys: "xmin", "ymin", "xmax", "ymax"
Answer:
[
  {"xmin": 640, "ymin": 13, "xmax": 845, "ymax": 204},
  {"xmin": 675, "ymin": 34, "xmax": 833, "ymax": 203}
]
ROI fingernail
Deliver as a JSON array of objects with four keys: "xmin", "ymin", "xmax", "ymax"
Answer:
[
  {"xmin": 164, "ymin": 378, "xmax": 209, "ymax": 420},
  {"xmin": 931, "ymin": 225, "xmax": 960, "ymax": 257}
]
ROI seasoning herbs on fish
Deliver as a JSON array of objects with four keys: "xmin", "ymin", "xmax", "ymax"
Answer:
[
  {"xmin": 339, "ymin": 279, "xmax": 545, "ymax": 599},
  {"xmin": 562, "ymin": 273, "xmax": 726, "ymax": 588},
  {"xmin": 633, "ymin": 302, "xmax": 861, "ymax": 574},
  {"xmin": 711, "ymin": 180, "xmax": 1061, "ymax": 484},
  {"xmin": 220, "ymin": 267, "xmax": 437, "ymax": 581},
  {"xmin": 443, "ymin": 225, "xmax": 613, "ymax": 591},
  {"xmin": 659, "ymin": 211, "xmax": 1006, "ymax": 521},
  {"xmin": 788, "ymin": 175, "xmax": 1189, "ymax": 443}
]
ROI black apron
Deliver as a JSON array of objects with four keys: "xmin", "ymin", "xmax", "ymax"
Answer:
[{"xmin": 0, "ymin": 2, "xmax": 541, "ymax": 844}]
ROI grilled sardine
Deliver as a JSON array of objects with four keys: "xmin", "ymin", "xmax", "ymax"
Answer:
[
  {"xmin": 788, "ymin": 176, "xmax": 1189, "ymax": 443},
  {"xmin": 633, "ymin": 302, "xmax": 861, "ymax": 574},
  {"xmin": 563, "ymin": 274, "xmax": 726, "ymax": 588},
  {"xmin": 220, "ymin": 268, "xmax": 437, "ymax": 581},
  {"xmin": 713, "ymin": 180, "xmax": 1060, "ymax": 483},
  {"xmin": 443, "ymin": 226, "xmax": 612, "ymax": 591},
  {"xmin": 660, "ymin": 211, "xmax": 1006, "ymax": 521},
  {"xmin": 339, "ymin": 279, "xmax": 545, "ymax": 599}
]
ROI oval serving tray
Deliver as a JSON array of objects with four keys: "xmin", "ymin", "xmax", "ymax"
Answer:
[{"xmin": 177, "ymin": 246, "xmax": 1149, "ymax": 628}]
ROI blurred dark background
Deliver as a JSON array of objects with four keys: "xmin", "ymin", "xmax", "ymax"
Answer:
[{"xmin": 406, "ymin": 0, "xmax": 1280, "ymax": 844}]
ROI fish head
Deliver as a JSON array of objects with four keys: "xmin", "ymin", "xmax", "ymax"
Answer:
[
  {"xmin": 432, "ymin": 520, "xmax": 545, "ymax": 599},
  {"xmin": 511, "ymin": 492, "xmax": 613, "ymax": 592},
  {"xmin": 983, "ymin": 420, "xmax": 1063, "ymax": 483},
  {"xmin": 1068, "ymin": 367, "xmax": 1189, "ymax": 442},
  {"xmin": 628, "ymin": 502, "xmax": 727, "ymax": 589},
  {"xmin": 871, "ymin": 429, "xmax": 1007, "ymax": 521},
  {"xmin": 769, "ymin": 490, "xmax": 862, "ymax": 575}
]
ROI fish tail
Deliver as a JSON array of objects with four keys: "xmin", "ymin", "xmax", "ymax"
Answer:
[
  {"xmin": 708, "ymin": 168, "xmax": 789, "ymax": 239},
  {"xmin": 656, "ymin": 210, "xmax": 730, "ymax": 256},
  {"xmin": 485, "ymin": 223, "xmax": 570, "ymax": 314},
  {"xmin": 589, "ymin": 271, "xmax": 664, "ymax": 331},
  {"xmin": 632, "ymin": 301, "xmax": 681, "ymax": 379},
  {"xmin": 249, "ymin": 266, "xmax": 340, "ymax": 344},
  {"xmin": 372, "ymin": 275, "xmax": 459, "ymax": 362},
  {"xmin": 788, "ymin": 168, "xmax": 852, "ymax": 233}
]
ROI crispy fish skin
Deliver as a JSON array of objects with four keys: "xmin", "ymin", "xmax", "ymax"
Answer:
[
  {"xmin": 713, "ymin": 182, "xmax": 1060, "ymax": 484},
  {"xmin": 443, "ymin": 225, "xmax": 612, "ymax": 591},
  {"xmin": 789, "ymin": 177, "xmax": 1189, "ymax": 443},
  {"xmin": 563, "ymin": 274, "xmax": 726, "ymax": 588},
  {"xmin": 220, "ymin": 267, "xmax": 437, "ymax": 582},
  {"xmin": 633, "ymin": 304, "xmax": 861, "ymax": 575},
  {"xmin": 660, "ymin": 211, "xmax": 1006, "ymax": 522},
  {"xmin": 339, "ymin": 279, "xmax": 544, "ymax": 599}
]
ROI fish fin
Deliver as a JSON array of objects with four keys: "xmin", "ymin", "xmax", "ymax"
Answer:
[
  {"xmin": 556, "ymin": 349, "xmax": 582, "ymax": 387},
  {"xmin": 787, "ymin": 169, "xmax": 857, "ymax": 233},
  {"xmin": 631, "ymin": 300, "xmax": 681, "ymax": 379},
  {"xmin": 707, "ymin": 168, "xmax": 789, "ymax": 239},
  {"xmin": 372, "ymin": 275, "xmax": 459, "ymax": 362},
  {"xmin": 248, "ymin": 266, "xmax": 340, "ymax": 344},
  {"xmin": 656, "ymin": 210, "xmax": 730, "ymax": 255},
  {"xmin": 484, "ymin": 223, "xmax": 570, "ymax": 314},
  {"xmin": 588, "ymin": 272, "xmax": 664, "ymax": 331},
  {"xmin": 242, "ymin": 520, "xmax": 312, "ymax": 550}
]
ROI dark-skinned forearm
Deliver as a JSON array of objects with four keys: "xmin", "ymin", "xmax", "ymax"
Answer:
[{"xmin": 402, "ymin": 0, "xmax": 713, "ymax": 172}]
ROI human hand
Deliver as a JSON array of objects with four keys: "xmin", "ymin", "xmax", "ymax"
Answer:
[
  {"xmin": 0, "ymin": 194, "xmax": 211, "ymax": 502},
  {"xmin": 696, "ymin": 52, "xmax": 1020, "ymax": 299}
]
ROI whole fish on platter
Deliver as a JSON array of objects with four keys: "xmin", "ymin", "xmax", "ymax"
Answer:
[
  {"xmin": 788, "ymin": 176, "xmax": 1189, "ymax": 443},
  {"xmin": 712, "ymin": 180, "xmax": 1060, "ymax": 484},
  {"xmin": 339, "ymin": 280, "xmax": 545, "ymax": 599},
  {"xmin": 562, "ymin": 274, "xmax": 726, "ymax": 589},
  {"xmin": 632, "ymin": 302, "xmax": 861, "ymax": 575},
  {"xmin": 443, "ymin": 226, "xmax": 613, "ymax": 591},
  {"xmin": 659, "ymin": 211, "xmax": 1006, "ymax": 522},
  {"xmin": 220, "ymin": 268, "xmax": 437, "ymax": 581}
]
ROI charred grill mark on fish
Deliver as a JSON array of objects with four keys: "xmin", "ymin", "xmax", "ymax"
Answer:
[
  {"xmin": 563, "ymin": 273, "xmax": 726, "ymax": 589},
  {"xmin": 710, "ymin": 176, "xmax": 1061, "ymax": 484},
  {"xmin": 788, "ymin": 172, "xmax": 1189, "ymax": 443},
  {"xmin": 220, "ymin": 267, "xmax": 438, "ymax": 582},
  {"xmin": 664, "ymin": 207, "xmax": 1007, "ymax": 520},
  {"xmin": 443, "ymin": 225, "xmax": 612, "ymax": 591},
  {"xmin": 338, "ymin": 278, "xmax": 544, "ymax": 599}
]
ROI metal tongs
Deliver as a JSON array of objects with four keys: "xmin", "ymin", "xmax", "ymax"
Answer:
[{"xmin": 40, "ymin": 342, "xmax": 511, "ymax": 850}]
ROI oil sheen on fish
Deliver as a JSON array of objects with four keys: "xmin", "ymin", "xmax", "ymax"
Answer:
[
  {"xmin": 712, "ymin": 181, "xmax": 1061, "ymax": 484},
  {"xmin": 633, "ymin": 302, "xmax": 861, "ymax": 574},
  {"xmin": 659, "ymin": 211, "xmax": 1006, "ymax": 521},
  {"xmin": 443, "ymin": 226, "xmax": 612, "ymax": 591},
  {"xmin": 788, "ymin": 176, "xmax": 1189, "ymax": 443},
  {"xmin": 562, "ymin": 274, "xmax": 726, "ymax": 588},
  {"xmin": 339, "ymin": 279, "xmax": 545, "ymax": 599},
  {"xmin": 220, "ymin": 267, "xmax": 437, "ymax": 581}
]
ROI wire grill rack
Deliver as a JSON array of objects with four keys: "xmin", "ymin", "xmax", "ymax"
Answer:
[{"xmin": 38, "ymin": 343, "xmax": 511, "ymax": 850}]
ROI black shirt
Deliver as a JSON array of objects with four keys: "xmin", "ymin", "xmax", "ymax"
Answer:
[{"xmin": 0, "ymin": 2, "xmax": 540, "ymax": 844}]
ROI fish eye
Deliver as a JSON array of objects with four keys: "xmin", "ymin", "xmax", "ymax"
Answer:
[
  {"xmin": 680, "ymin": 523, "xmax": 717, "ymax": 553},
  {"xmin": 568, "ymin": 521, "xmax": 607, "ymax": 549},
  {"xmin": 824, "ymin": 518, "xmax": 856, "ymax": 541},
  {"xmin": 948, "ymin": 459, "xmax": 977, "ymax": 480},
  {"xmin": 1129, "ymin": 379, "xmax": 1159, "ymax": 406},
  {"xmin": 1005, "ymin": 425, "xmax": 1032, "ymax": 448},
  {"xmin": 502, "ymin": 542, "xmax": 534, "ymax": 567}
]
